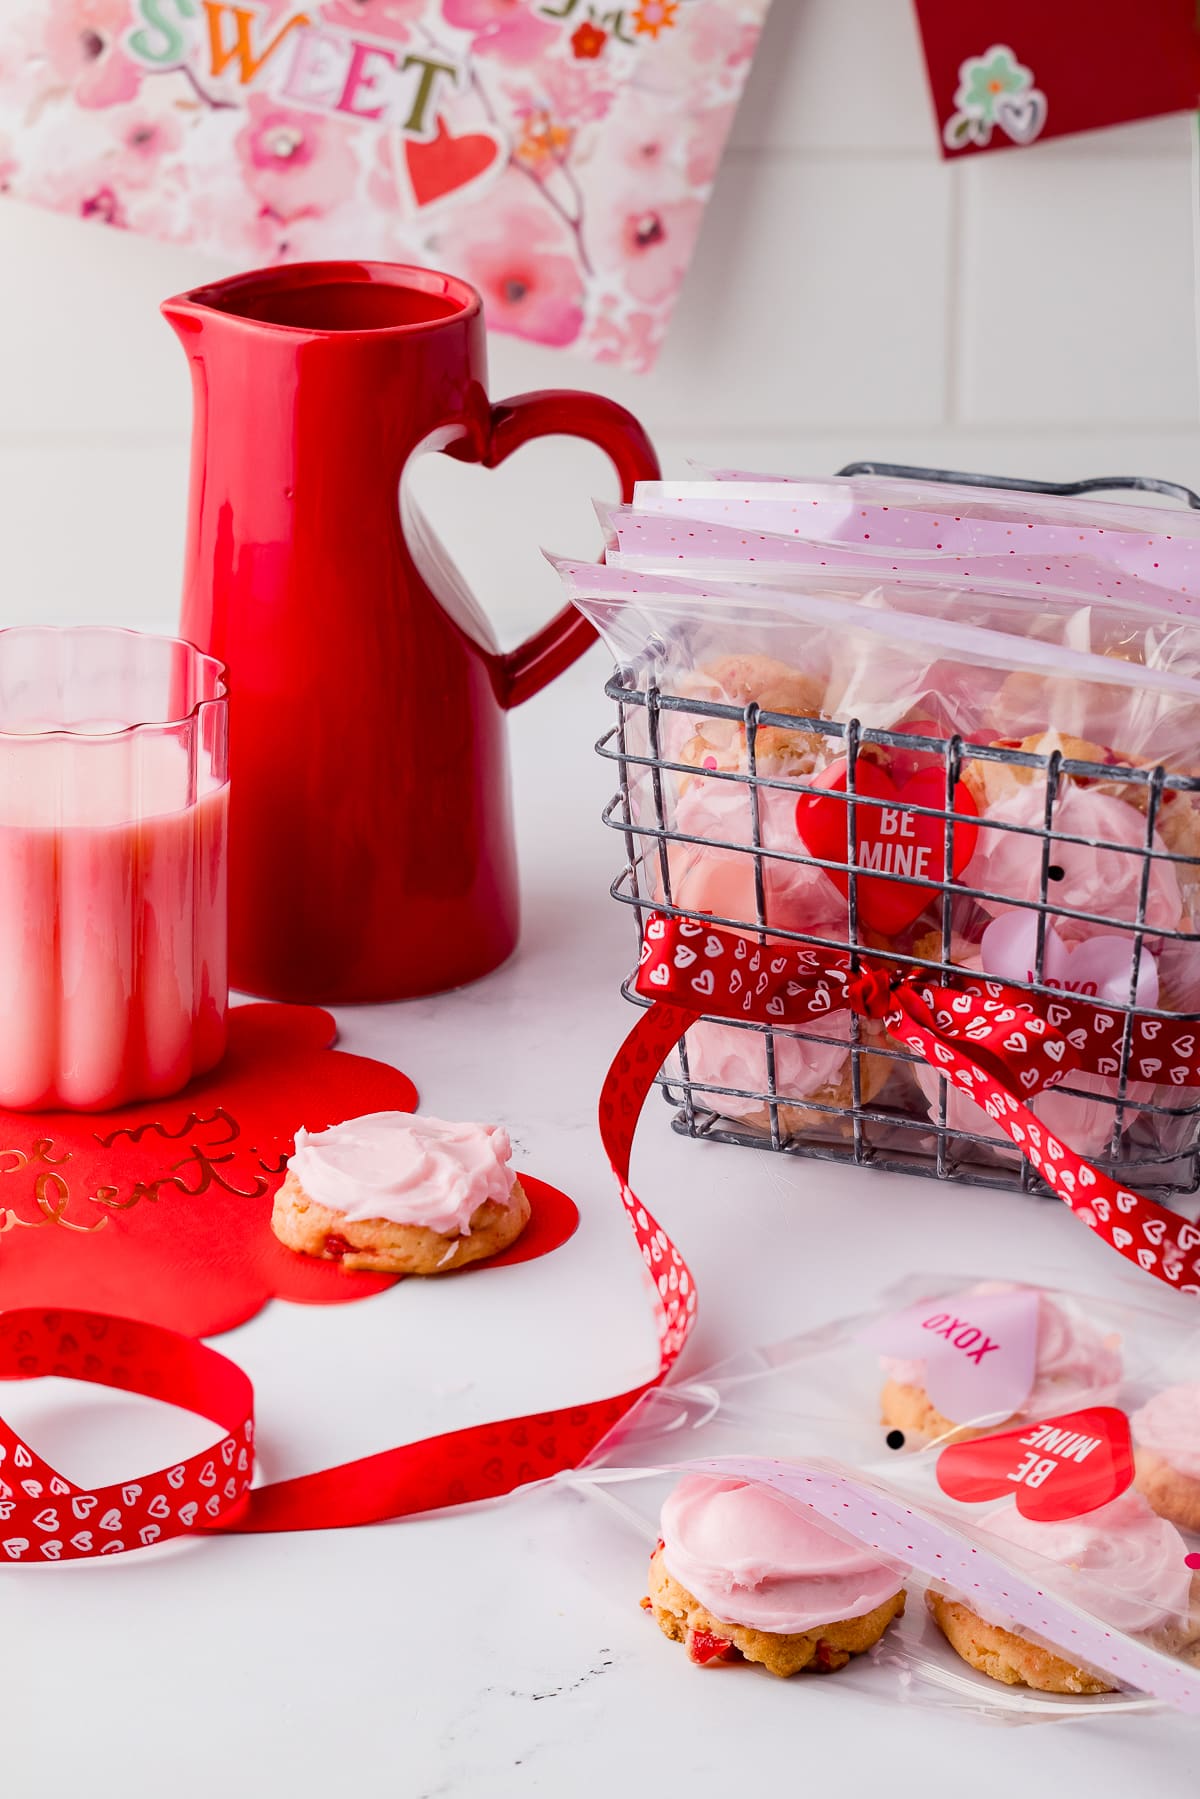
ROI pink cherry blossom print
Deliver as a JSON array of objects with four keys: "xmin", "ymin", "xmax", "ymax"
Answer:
[
  {"xmin": 320, "ymin": 0, "xmax": 425, "ymax": 40},
  {"xmin": 435, "ymin": 178, "xmax": 585, "ymax": 347},
  {"xmin": 42, "ymin": 0, "xmax": 143, "ymax": 109},
  {"xmin": 686, "ymin": 102, "xmax": 737, "ymax": 187},
  {"xmin": 536, "ymin": 58, "xmax": 618, "ymax": 126},
  {"xmin": 442, "ymin": 0, "xmax": 559, "ymax": 65},
  {"xmin": 103, "ymin": 106, "xmax": 184, "ymax": 190},
  {"xmin": 594, "ymin": 192, "xmax": 704, "ymax": 305},
  {"xmin": 366, "ymin": 128, "xmax": 413, "ymax": 217},
  {"xmin": 610, "ymin": 119, "xmax": 671, "ymax": 179},
  {"xmin": 23, "ymin": 151, "xmax": 126, "ymax": 227},
  {"xmin": 235, "ymin": 94, "xmax": 361, "ymax": 223},
  {"xmin": 586, "ymin": 307, "xmax": 661, "ymax": 370}
]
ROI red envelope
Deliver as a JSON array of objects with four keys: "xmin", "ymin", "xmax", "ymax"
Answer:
[{"xmin": 914, "ymin": 0, "xmax": 1200, "ymax": 157}]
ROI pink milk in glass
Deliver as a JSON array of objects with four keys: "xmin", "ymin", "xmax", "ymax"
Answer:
[{"xmin": 0, "ymin": 627, "xmax": 228, "ymax": 1109}]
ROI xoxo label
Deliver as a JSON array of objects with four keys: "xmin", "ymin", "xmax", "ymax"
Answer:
[{"xmin": 861, "ymin": 1287, "xmax": 1039, "ymax": 1427}]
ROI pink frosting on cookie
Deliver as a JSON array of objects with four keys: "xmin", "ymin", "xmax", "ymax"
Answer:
[
  {"xmin": 1132, "ymin": 1384, "xmax": 1200, "ymax": 1483},
  {"xmin": 683, "ymin": 1013, "xmax": 854, "ymax": 1113},
  {"xmin": 966, "ymin": 783, "xmax": 1182, "ymax": 941},
  {"xmin": 287, "ymin": 1112, "xmax": 515, "ymax": 1234},
  {"xmin": 915, "ymin": 1060, "xmax": 1144, "ymax": 1160},
  {"xmin": 668, "ymin": 777, "xmax": 847, "ymax": 935},
  {"xmin": 660, "ymin": 1475, "xmax": 904, "ymax": 1634},
  {"xmin": 978, "ymin": 1490, "xmax": 1192, "ymax": 1635},
  {"xmin": 910, "ymin": 949, "xmax": 1151, "ymax": 1155},
  {"xmin": 881, "ymin": 1283, "xmax": 1122, "ymax": 1414}
]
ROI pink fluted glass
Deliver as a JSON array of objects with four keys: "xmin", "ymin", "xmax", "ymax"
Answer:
[{"xmin": 0, "ymin": 627, "xmax": 228, "ymax": 1110}]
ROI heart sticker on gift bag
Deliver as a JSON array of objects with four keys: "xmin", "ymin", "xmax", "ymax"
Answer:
[
  {"xmin": 406, "ymin": 117, "xmax": 504, "ymax": 209},
  {"xmin": 795, "ymin": 760, "xmax": 978, "ymax": 934},
  {"xmin": 936, "ymin": 1406, "xmax": 1134, "ymax": 1522},
  {"xmin": 861, "ymin": 1287, "xmax": 1039, "ymax": 1427},
  {"xmin": 981, "ymin": 913, "xmax": 1160, "ymax": 1008}
]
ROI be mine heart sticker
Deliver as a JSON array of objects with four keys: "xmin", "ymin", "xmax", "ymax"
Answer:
[
  {"xmin": 861, "ymin": 1287, "xmax": 1039, "ymax": 1426},
  {"xmin": 936, "ymin": 1407, "xmax": 1134, "ymax": 1523},
  {"xmin": 794, "ymin": 760, "xmax": 979, "ymax": 935}
]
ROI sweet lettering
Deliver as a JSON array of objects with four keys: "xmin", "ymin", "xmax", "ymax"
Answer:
[
  {"xmin": 278, "ymin": 24, "xmax": 344, "ymax": 105},
  {"xmin": 203, "ymin": 2, "xmax": 311, "ymax": 85},
  {"xmin": 123, "ymin": 0, "xmax": 466, "ymax": 142},
  {"xmin": 335, "ymin": 40, "xmax": 396, "ymax": 120},
  {"xmin": 125, "ymin": 0, "xmax": 198, "ymax": 66},
  {"xmin": 920, "ymin": 1311, "xmax": 1000, "ymax": 1365},
  {"xmin": 398, "ymin": 52, "xmax": 459, "ymax": 136}
]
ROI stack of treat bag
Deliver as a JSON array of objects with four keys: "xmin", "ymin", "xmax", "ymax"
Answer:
[{"xmin": 555, "ymin": 472, "xmax": 1200, "ymax": 1186}]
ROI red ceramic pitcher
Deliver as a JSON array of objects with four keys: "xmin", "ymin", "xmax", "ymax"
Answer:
[{"xmin": 163, "ymin": 261, "xmax": 659, "ymax": 1003}]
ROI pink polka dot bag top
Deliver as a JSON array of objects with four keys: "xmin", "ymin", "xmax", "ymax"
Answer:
[
  {"xmin": 556, "ymin": 468, "xmax": 1200, "ymax": 1273},
  {"xmin": 571, "ymin": 1276, "xmax": 1200, "ymax": 1716}
]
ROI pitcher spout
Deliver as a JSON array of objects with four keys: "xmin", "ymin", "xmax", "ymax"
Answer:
[{"xmin": 161, "ymin": 261, "xmax": 482, "ymax": 341}]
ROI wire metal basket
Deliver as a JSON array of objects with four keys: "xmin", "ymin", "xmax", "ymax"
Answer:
[{"xmin": 597, "ymin": 464, "xmax": 1200, "ymax": 1201}]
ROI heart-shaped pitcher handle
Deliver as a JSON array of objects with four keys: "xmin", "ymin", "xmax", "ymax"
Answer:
[{"xmin": 467, "ymin": 389, "xmax": 660, "ymax": 708}]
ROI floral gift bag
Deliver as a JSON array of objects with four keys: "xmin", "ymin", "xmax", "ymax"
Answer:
[{"xmin": 0, "ymin": 0, "xmax": 773, "ymax": 369}]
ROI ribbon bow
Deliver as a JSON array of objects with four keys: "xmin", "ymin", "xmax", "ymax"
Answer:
[{"xmin": 637, "ymin": 914, "xmax": 1200, "ymax": 1294}]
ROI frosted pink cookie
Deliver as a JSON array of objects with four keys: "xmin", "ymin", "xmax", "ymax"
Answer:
[
  {"xmin": 880, "ymin": 1283, "xmax": 1122, "ymax": 1440},
  {"xmin": 929, "ymin": 1490, "xmax": 1198, "ymax": 1692},
  {"xmin": 980, "ymin": 1489, "xmax": 1194, "ymax": 1637},
  {"xmin": 667, "ymin": 774, "xmax": 848, "ymax": 936},
  {"xmin": 965, "ymin": 782, "xmax": 1183, "ymax": 941},
  {"xmin": 681, "ymin": 1008, "xmax": 889, "ymax": 1139},
  {"xmin": 646, "ymin": 1475, "xmax": 906, "ymax": 1676},
  {"xmin": 908, "ymin": 948, "xmax": 1151, "ymax": 1160},
  {"xmin": 915, "ymin": 1058, "xmax": 1144, "ymax": 1162},
  {"xmin": 270, "ymin": 1111, "xmax": 529, "ymax": 1273},
  {"xmin": 1133, "ymin": 1385, "xmax": 1200, "ymax": 1532}
]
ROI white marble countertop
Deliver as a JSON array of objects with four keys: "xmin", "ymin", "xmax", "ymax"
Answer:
[{"xmin": 3, "ymin": 653, "xmax": 1198, "ymax": 1797}]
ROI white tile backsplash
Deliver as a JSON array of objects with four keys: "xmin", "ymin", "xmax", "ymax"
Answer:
[{"xmin": 957, "ymin": 150, "xmax": 1199, "ymax": 427}]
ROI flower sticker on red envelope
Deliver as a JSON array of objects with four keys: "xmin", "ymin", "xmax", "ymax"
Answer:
[
  {"xmin": 936, "ymin": 1406, "xmax": 1134, "ymax": 1521},
  {"xmin": 862, "ymin": 1287, "xmax": 1039, "ymax": 1426}
]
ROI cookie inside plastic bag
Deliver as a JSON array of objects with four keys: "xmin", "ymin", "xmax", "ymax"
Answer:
[
  {"xmin": 562, "ymin": 553, "xmax": 1200, "ymax": 1181},
  {"xmin": 565, "ymin": 1277, "xmax": 1200, "ymax": 1717}
]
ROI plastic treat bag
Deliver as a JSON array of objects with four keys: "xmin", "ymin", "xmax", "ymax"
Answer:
[
  {"xmin": 563, "ymin": 557, "xmax": 1200, "ymax": 1175},
  {"xmin": 566, "ymin": 1277, "xmax": 1200, "ymax": 1718},
  {"xmin": 632, "ymin": 476, "xmax": 1200, "ymax": 612},
  {"xmin": 600, "ymin": 503, "xmax": 1200, "ymax": 678},
  {"xmin": 601, "ymin": 517, "xmax": 1200, "ymax": 1167},
  {"xmin": 599, "ymin": 502, "xmax": 1196, "ymax": 626}
]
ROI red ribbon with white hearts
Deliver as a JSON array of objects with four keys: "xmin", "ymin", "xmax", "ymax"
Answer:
[
  {"xmin": 638, "ymin": 914, "xmax": 1200, "ymax": 1294},
  {"xmin": 0, "ymin": 1307, "xmax": 254, "ymax": 1561},
  {"xmin": 0, "ymin": 998, "xmax": 698, "ymax": 1560},
  {"xmin": 5, "ymin": 910, "xmax": 1196, "ymax": 1564}
]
